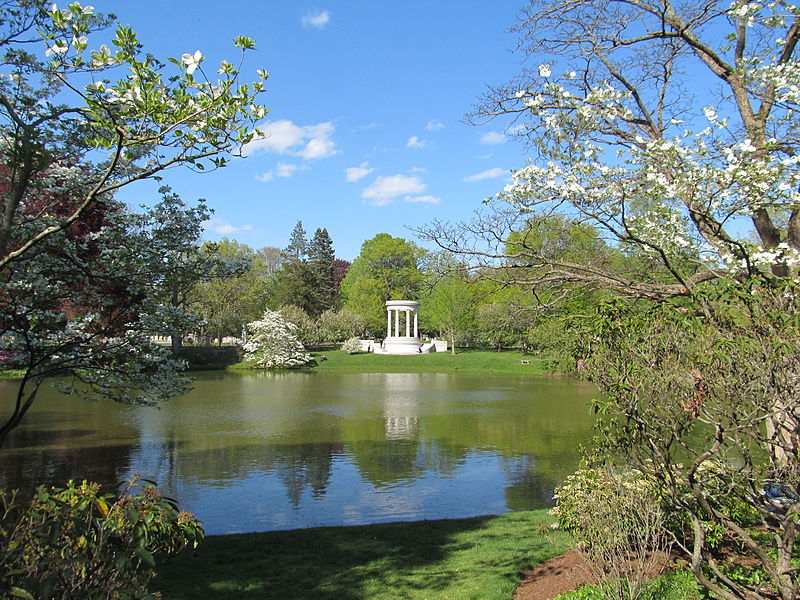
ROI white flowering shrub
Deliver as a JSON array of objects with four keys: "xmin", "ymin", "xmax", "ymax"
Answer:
[
  {"xmin": 243, "ymin": 310, "xmax": 313, "ymax": 368},
  {"xmin": 340, "ymin": 337, "xmax": 363, "ymax": 354}
]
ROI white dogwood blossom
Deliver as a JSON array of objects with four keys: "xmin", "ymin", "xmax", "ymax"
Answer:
[{"xmin": 244, "ymin": 310, "xmax": 313, "ymax": 368}]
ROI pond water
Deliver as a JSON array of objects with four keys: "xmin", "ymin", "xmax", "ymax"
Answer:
[{"xmin": 0, "ymin": 371, "xmax": 597, "ymax": 535}]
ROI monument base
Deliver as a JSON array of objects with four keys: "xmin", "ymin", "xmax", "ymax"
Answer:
[{"xmin": 378, "ymin": 337, "xmax": 423, "ymax": 355}]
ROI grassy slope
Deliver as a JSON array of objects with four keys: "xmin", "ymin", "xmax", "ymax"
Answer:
[
  {"xmin": 155, "ymin": 510, "xmax": 569, "ymax": 600},
  {"xmin": 231, "ymin": 348, "xmax": 554, "ymax": 376}
]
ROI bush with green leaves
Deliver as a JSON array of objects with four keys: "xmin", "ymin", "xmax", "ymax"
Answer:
[
  {"xmin": 553, "ymin": 570, "xmax": 703, "ymax": 600},
  {"xmin": 551, "ymin": 466, "xmax": 672, "ymax": 600},
  {"xmin": 340, "ymin": 337, "xmax": 363, "ymax": 354},
  {"xmin": 580, "ymin": 278, "xmax": 800, "ymax": 600},
  {"xmin": 317, "ymin": 309, "xmax": 366, "ymax": 343},
  {"xmin": 0, "ymin": 476, "xmax": 203, "ymax": 599}
]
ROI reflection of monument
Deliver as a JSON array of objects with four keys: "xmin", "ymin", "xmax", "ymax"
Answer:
[{"xmin": 383, "ymin": 373, "xmax": 420, "ymax": 440}]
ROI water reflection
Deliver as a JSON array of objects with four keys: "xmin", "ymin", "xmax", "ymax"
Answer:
[{"xmin": 0, "ymin": 372, "xmax": 596, "ymax": 534}]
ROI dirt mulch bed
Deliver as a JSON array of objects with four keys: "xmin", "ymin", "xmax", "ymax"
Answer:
[
  {"xmin": 514, "ymin": 548, "xmax": 677, "ymax": 600},
  {"xmin": 513, "ymin": 549, "xmax": 596, "ymax": 600}
]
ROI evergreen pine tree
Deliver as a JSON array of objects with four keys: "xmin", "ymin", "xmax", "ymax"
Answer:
[
  {"xmin": 285, "ymin": 220, "xmax": 307, "ymax": 261},
  {"xmin": 308, "ymin": 228, "xmax": 336, "ymax": 315}
]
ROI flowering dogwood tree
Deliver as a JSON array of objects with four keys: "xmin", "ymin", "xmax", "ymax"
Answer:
[
  {"xmin": 0, "ymin": 1, "xmax": 268, "ymax": 447},
  {"xmin": 0, "ymin": 192, "xmax": 212, "ymax": 448},
  {"xmin": 243, "ymin": 309, "xmax": 312, "ymax": 369},
  {"xmin": 423, "ymin": 0, "xmax": 800, "ymax": 295},
  {"xmin": 0, "ymin": 1, "xmax": 267, "ymax": 272},
  {"xmin": 420, "ymin": 1, "xmax": 800, "ymax": 598}
]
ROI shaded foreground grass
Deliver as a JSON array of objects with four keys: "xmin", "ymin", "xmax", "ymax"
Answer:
[
  {"xmin": 231, "ymin": 348, "xmax": 553, "ymax": 376},
  {"xmin": 154, "ymin": 510, "xmax": 570, "ymax": 600}
]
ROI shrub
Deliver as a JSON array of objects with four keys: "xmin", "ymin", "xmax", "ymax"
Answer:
[
  {"xmin": 317, "ymin": 309, "xmax": 366, "ymax": 343},
  {"xmin": 0, "ymin": 476, "xmax": 203, "ymax": 599},
  {"xmin": 551, "ymin": 466, "xmax": 671, "ymax": 600},
  {"xmin": 341, "ymin": 337, "xmax": 363, "ymax": 354}
]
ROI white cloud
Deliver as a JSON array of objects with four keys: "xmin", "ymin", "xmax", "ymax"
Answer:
[
  {"xmin": 463, "ymin": 167, "xmax": 505, "ymax": 182},
  {"xmin": 255, "ymin": 162, "xmax": 305, "ymax": 183},
  {"xmin": 426, "ymin": 119, "xmax": 444, "ymax": 131},
  {"xmin": 408, "ymin": 166, "xmax": 426, "ymax": 173},
  {"xmin": 480, "ymin": 131, "xmax": 506, "ymax": 145},
  {"xmin": 362, "ymin": 174, "xmax": 426, "ymax": 206},
  {"xmin": 346, "ymin": 161, "xmax": 374, "ymax": 182},
  {"xmin": 205, "ymin": 218, "xmax": 253, "ymax": 235},
  {"xmin": 404, "ymin": 195, "xmax": 440, "ymax": 204},
  {"xmin": 276, "ymin": 162, "xmax": 301, "ymax": 177},
  {"xmin": 406, "ymin": 136, "xmax": 427, "ymax": 149},
  {"xmin": 302, "ymin": 9, "xmax": 331, "ymax": 29},
  {"xmin": 255, "ymin": 172, "xmax": 274, "ymax": 183},
  {"xmin": 242, "ymin": 120, "xmax": 338, "ymax": 160}
]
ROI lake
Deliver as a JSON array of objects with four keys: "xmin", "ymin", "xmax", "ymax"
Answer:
[{"xmin": 0, "ymin": 371, "xmax": 596, "ymax": 534}]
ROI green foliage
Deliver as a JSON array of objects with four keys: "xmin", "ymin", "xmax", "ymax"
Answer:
[
  {"xmin": 549, "ymin": 466, "xmax": 655, "ymax": 539},
  {"xmin": 550, "ymin": 465, "xmax": 672, "ymax": 600},
  {"xmin": 553, "ymin": 570, "xmax": 704, "ymax": 600},
  {"xmin": 0, "ymin": 477, "xmax": 203, "ymax": 600},
  {"xmin": 317, "ymin": 309, "xmax": 366, "ymax": 343},
  {"xmin": 476, "ymin": 302, "xmax": 529, "ymax": 350},
  {"xmin": 285, "ymin": 221, "xmax": 308, "ymax": 261},
  {"xmin": 278, "ymin": 304, "xmax": 318, "ymax": 346},
  {"xmin": 580, "ymin": 277, "xmax": 800, "ymax": 600},
  {"xmin": 307, "ymin": 228, "xmax": 337, "ymax": 316},
  {"xmin": 420, "ymin": 259, "xmax": 479, "ymax": 353},
  {"xmin": 341, "ymin": 234, "xmax": 426, "ymax": 333},
  {"xmin": 193, "ymin": 239, "xmax": 265, "ymax": 343},
  {"xmin": 267, "ymin": 260, "xmax": 316, "ymax": 313}
]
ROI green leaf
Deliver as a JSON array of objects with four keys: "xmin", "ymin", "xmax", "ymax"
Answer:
[
  {"xmin": 135, "ymin": 546, "xmax": 156, "ymax": 568},
  {"xmin": 9, "ymin": 587, "xmax": 35, "ymax": 600}
]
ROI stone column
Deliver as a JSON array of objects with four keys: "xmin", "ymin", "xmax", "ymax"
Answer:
[
  {"xmin": 414, "ymin": 312, "xmax": 418, "ymax": 338},
  {"xmin": 405, "ymin": 309, "xmax": 411, "ymax": 337},
  {"xmin": 394, "ymin": 309, "xmax": 399, "ymax": 337},
  {"xmin": 387, "ymin": 309, "xmax": 392, "ymax": 337}
]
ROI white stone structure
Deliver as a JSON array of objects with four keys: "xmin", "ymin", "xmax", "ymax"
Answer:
[{"xmin": 380, "ymin": 300, "xmax": 422, "ymax": 354}]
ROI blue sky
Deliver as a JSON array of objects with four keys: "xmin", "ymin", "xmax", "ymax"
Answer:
[{"xmin": 103, "ymin": 1, "xmax": 530, "ymax": 260}]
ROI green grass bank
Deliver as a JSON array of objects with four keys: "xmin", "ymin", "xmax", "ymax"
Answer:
[
  {"xmin": 1, "ymin": 349, "xmax": 557, "ymax": 379},
  {"xmin": 231, "ymin": 348, "xmax": 554, "ymax": 376},
  {"xmin": 154, "ymin": 510, "xmax": 569, "ymax": 600}
]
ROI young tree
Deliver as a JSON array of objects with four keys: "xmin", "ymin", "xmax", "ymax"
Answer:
[
  {"xmin": 316, "ymin": 309, "xmax": 366, "ymax": 343},
  {"xmin": 243, "ymin": 309, "xmax": 312, "ymax": 368},
  {"xmin": 421, "ymin": 254, "xmax": 479, "ymax": 354},
  {"xmin": 193, "ymin": 239, "xmax": 262, "ymax": 345},
  {"xmin": 148, "ymin": 187, "xmax": 221, "ymax": 354},
  {"xmin": 277, "ymin": 304, "xmax": 318, "ymax": 346}
]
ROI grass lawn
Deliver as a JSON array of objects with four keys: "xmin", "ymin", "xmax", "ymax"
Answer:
[
  {"xmin": 231, "ymin": 348, "xmax": 554, "ymax": 376},
  {"xmin": 0, "ymin": 368, "xmax": 25, "ymax": 379},
  {"xmin": 154, "ymin": 510, "xmax": 569, "ymax": 600}
]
